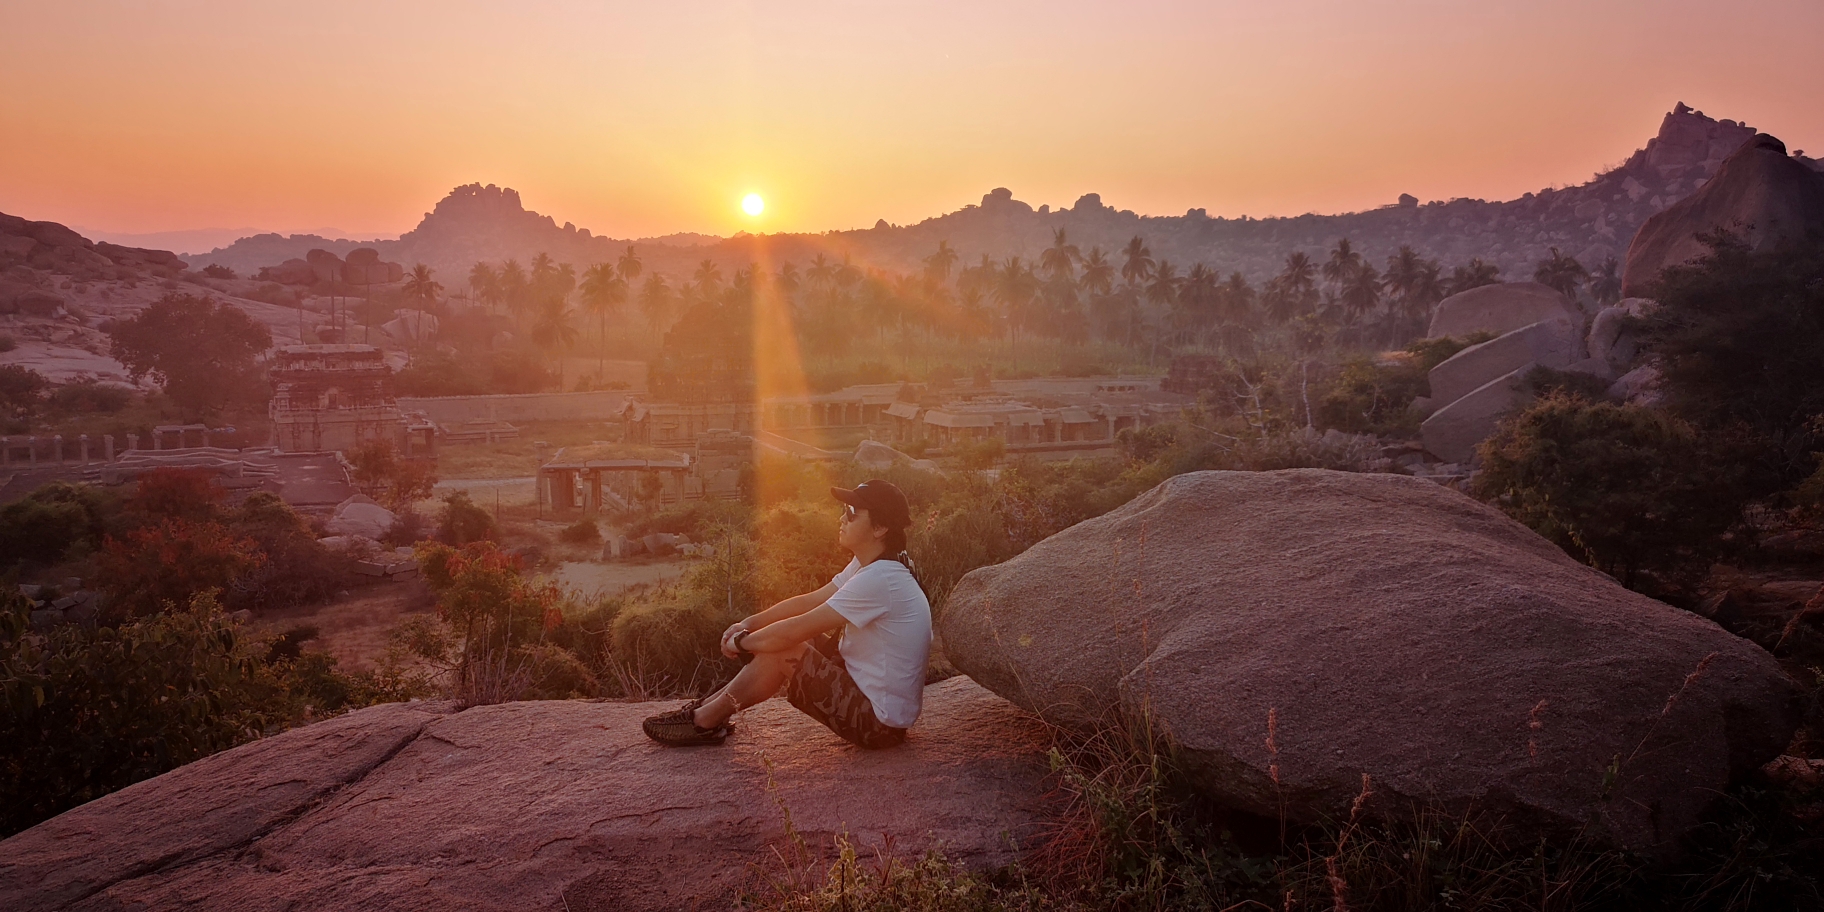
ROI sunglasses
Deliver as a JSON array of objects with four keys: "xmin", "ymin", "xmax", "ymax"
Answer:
[{"xmin": 841, "ymin": 504, "xmax": 861, "ymax": 522}]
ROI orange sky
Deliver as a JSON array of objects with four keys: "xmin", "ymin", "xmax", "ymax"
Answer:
[{"xmin": 3, "ymin": 1, "xmax": 1821, "ymax": 240}]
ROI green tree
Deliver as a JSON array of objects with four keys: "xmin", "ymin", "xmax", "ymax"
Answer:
[
  {"xmin": 1474, "ymin": 393, "xmax": 1746, "ymax": 589},
  {"xmin": 1445, "ymin": 258, "xmax": 1501, "ymax": 295},
  {"xmin": 639, "ymin": 273, "xmax": 673, "ymax": 334},
  {"xmin": 1120, "ymin": 236, "xmax": 1154, "ymax": 288},
  {"xmin": 1640, "ymin": 232, "xmax": 1824, "ymax": 489},
  {"xmin": 1589, "ymin": 255, "xmax": 1623, "ymax": 306},
  {"xmin": 402, "ymin": 263, "xmax": 443, "ymax": 312},
  {"xmin": 923, "ymin": 240, "xmax": 958, "ymax": 285},
  {"xmin": 0, "ymin": 364, "xmax": 48, "ymax": 431},
  {"xmin": 468, "ymin": 261, "xmax": 500, "ymax": 313},
  {"xmin": 107, "ymin": 294, "xmax": 272, "ymax": 419},
  {"xmin": 579, "ymin": 262, "xmax": 628, "ymax": 376},
  {"xmin": 531, "ymin": 299, "xmax": 580, "ymax": 388},
  {"xmin": 1533, "ymin": 246, "xmax": 1589, "ymax": 300},
  {"xmin": 1040, "ymin": 228, "xmax": 1081, "ymax": 282}
]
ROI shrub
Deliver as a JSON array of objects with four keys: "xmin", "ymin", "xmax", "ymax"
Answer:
[
  {"xmin": 948, "ymin": 436, "xmax": 1006, "ymax": 470},
  {"xmin": 412, "ymin": 541, "xmax": 563, "ymax": 705},
  {"xmin": 436, "ymin": 491, "xmax": 496, "ymax": 545},
  {"xmin": 1641, "ymin": 231, "xmax": 1824, "ymax": 488},
  {"xmin": 200, "ymin": 264, "xmax": 237, "ymax": 279},
  {"xmin": 0, "ymin": 364, "xmax": 48, "ymax": 429},
  {"xmin": 0, "ymin": 481, "xmax": 116, "ymax": 568},
  {"xmin": 609, "ymin": 589, "xmax": 737, "ymax": 695},
  {"xmin": 98, "ymin": 518, "xmax": 264, "ymax": 622},
  {"xmin": 46, "ymin": 380, "xmax": 131, "ymax": 414},
  {"xmin": 0, "ymin": 591, "xmax": 291, "ymax": 836},
  {"xmin": 224, "ymin": 493, "xmax": 350, "ymax": 612},
  {"xmin": 125, "ymin": 467, "xmax": 225, "ymax": 523},
  {"xmin": 560, "ymin": 519, "xmax": 601, "ymax": 544},
  {"xmin": 0, "ymin": 335, "xmax": 14, "ymax": 353},
  {"xmin": 349, "ymin": 438, "xmax": 438, "ymax": 510},
  {"xmin": 1316, "ymin": 357, "xmax": 1426, "ymax": 434},
  {"xmin": 1474, "ymin": 393, "xmax": 1748, "ymax": 589}
]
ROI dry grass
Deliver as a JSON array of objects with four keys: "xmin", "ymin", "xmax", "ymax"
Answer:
[{"xmin": 252, "ymin": 578, "xmax": 434, "ymax": 671}]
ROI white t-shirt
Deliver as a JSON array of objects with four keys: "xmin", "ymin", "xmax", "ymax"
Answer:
[{"xmin": 824, "ymin": 557, "xmax": 932, "ymax": 729}]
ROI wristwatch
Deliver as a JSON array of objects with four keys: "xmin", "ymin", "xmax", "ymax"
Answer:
[{"xmin": 732, "ymin": 629, "xmax": 753, "ymax": 655}]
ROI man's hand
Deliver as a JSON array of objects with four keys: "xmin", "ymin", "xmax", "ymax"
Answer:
[{"xmin": 719, "ymin": 622, "xmax": 750, "ymax": 658}]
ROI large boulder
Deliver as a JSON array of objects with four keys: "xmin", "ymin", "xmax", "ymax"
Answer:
[
  {"xmin": 325, "ymin": 495, "xmax": 397, "ymax": 540},
  {"xmin": 1623, "ymin": 134, "xmax": 1824, "ymax": 297},
  {"xmin": 381, "ymin": 309, "xmax": 439, "ymax": 343},
  {"xmin": 939, "ymin": 470, "xmax": 1798, "ymax": 854},
  {"xmin": 0, "ymin": 678, "xmax": 1048, "ymax": 912},
  {"xmin": 305, "ymin": 248, "xmax": 345, "ymax": 284},
  {"xmin": 1427, "ymin": 317, "xmax": 1581, "ymax": 407},
  {"xmin": 265, "ymin": 257, "xmax": 317, "ymax": 285},
  {"xmin": 342, "ymin": 247, "xmax": 404, "ymax": 285},
  {"xmin": 1421, "ymin": 365, "xmax": 1534, "ymax": 463},
  {"xmin": 1586, "ymin": 297, "xmax": 1658, "ymax": 373},
  {"xmin": 1427, "ymin": 282, "xmax": 1583, "ymax": 340}
]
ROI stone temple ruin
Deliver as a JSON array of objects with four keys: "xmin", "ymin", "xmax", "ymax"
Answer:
[{"xmin": 269, "ymin": 344, "xmax": 436, "ymax": 457}]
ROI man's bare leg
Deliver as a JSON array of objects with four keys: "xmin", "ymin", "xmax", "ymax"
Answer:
[{"xmin": 692, "ymin": 643, "xmax": 807, "ymax": 729}]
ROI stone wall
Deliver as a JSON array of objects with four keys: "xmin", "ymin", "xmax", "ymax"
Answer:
[{"xmin": 399, "ymin": 390, "xmax": 631, "ymax": 424}]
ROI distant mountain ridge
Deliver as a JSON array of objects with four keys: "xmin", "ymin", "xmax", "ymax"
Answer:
[{"xmin": 185, "ymin": 103, "xmax": 1822, "ymax": 287}]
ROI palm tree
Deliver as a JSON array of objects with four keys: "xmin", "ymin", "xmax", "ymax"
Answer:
[
  {"xmin": 1179, "ymin": 263, "xmax": 1219, "ymax": 341},
  {"xmin": 1323, "ymin": 238, "xmax": 1363, "ymax": 293},
  {"xmin": 1079, "ymin": 247, "xmax": 1114, "ymax": 297},
  {"xmin": 468, "ymin": 262, "xmax": 499, "ymax": 314},
  {"xmin": 923, "ymin": 240, "xmax": 958, "ymax": 285},
  {"xmin": 1341, "ymin": 263, "xmax": 1383, "ymax": 326},
  {"xmin": 616, "ymin": 245, "xmax": 643, "ymax": 287},
  {"xmin": 1534, "ymin": 247, "xmax": 1589, "ymax": 300},
  {"xmin": 1145, "ymin": 261, "xmax": 1182, "ymax": 310},
  {"xmin": 498, "ymin": 259, "xmax": 528, "ymax": 327},
  {"xmin": 806, "ymin": 253, "xmax": 835, "ymax": 290},
  {"xmin": 775, "ymin": 261, "xmax": 801, "ymax": 299},
  {"xmin": 402, "ymin": 264, "xmax": 442, "ymax": 313},
  {"xmin": 531, "ymin": 299, "xmax": 580, "ymax": 388},
  {"xmin": 1120, "ymin": 236, "xmax": 1154, "ymax": 288},
  {"xmin": 1590, "ymin": 256, "xmax": 1623, "ymax": 306},
  {"xmin": 1445, "ymin": 258, "xmax": 1501, "ymax": 296},
  {"xmin": 1040, "ymin": 228, "xmax": 1081, "ymax": 282},
  {"xmin": 993, "ymin": 257, "xmax": 1038, "ymax": 361},
  {"xmin": 639, "ymin": 274, "xmax": 672, "ymax": 334},
  {"xmin": 833, "ymin": 255, "xmax": 861, "ymax": 291},
  {"xmin": 579, "ymin": 263, "xmax": 627, "ymax": 376},
  {"xmin": 692, "ymin": 260, "xmax": 724, "ymax": 298},
  {"xmin": 1222, "ymin": 271, "xmax": 1256, "ymax": 327},
  {"xmin": 1265, "ymin": 251, "xmax": 1320, "ymax": 325}
]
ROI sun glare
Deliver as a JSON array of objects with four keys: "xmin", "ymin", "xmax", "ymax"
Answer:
[{"xmin": 741, "ymin": 193, "xmax": 765, "ymax": 216}]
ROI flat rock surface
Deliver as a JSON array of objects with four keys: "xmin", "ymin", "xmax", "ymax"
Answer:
[
  {"xmin": 940, "ymin": 469, "xmax": 1799, "ymax": 855},
  {"xmin": 0, "ymin": 677, "xmax": 1050, "ymax": 912}
]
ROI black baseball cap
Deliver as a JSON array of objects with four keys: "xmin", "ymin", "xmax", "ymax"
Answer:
[{"xmin": 831, "ymin": 479, "xmax": 911, "ymax": 530}]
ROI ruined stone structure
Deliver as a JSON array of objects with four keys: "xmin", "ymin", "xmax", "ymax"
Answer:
[{"xmin": 269, "ymin": 344, "xmax": 435, "ymax": 455}]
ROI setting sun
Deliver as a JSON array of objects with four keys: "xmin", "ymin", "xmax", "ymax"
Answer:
[{"xmin": 741, "ymin": 193, "xmax": 765, "ymax": 217}]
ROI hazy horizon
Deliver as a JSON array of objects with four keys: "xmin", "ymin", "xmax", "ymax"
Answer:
[{"xmin": 6, "ymin": 0, "xmax": 1822, "ymax": 240}]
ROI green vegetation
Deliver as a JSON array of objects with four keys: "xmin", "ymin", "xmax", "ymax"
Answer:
[{"xmin": 106, "ymin": 292, "xmax": 272, "ymax": 419}]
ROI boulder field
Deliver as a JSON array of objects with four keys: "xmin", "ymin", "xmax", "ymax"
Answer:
[
  {"xmin": 939, "ymin": 469, "xmax": 1799, "ymax": 855},
  {"xmin": 0, "ymin": 677, "xmax": 1049, "ymax": 912}
]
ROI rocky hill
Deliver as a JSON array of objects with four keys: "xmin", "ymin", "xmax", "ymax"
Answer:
[
  {"xmin": 187, "ymin": 104, "xmax": 1820, "ymax": 288},
  {"xmin": 0, "ymin": 214, "xmax": 310, "ymax": 384}
]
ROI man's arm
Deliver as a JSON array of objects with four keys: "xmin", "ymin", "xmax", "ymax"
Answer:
[
  {"xmin": 743, "ymin": 582, "xmax": 839, "ymax": 631},
  {"xmin": 740, "ymin": 604, "xmax": 846, "ymax": 654}
]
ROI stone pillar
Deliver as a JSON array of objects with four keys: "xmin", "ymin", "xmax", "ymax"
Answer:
[
  {"xmin": 79, "ymin": 435, "xmax": 90, "ymax": 464},
  {"xmin": 153, "ymin": 430, "xmax": 163, "ymax": 451},
  {"xmin": 127, "ymin": 433, "xmax": 139, "ymax": 452},
  {"xmin": 1, "ymin": 436, "xmax": 8, "ymax": 467},
  {"xmin": 28, "ymin": 436, "xmax": 38, "ymax": 465},
  {"xmin": 105, "ymin": 435, "xmax": 115, "ymax": 460},
  {"xmin": 52, "ymin": 435, "xmax": 63, "ymax": 463},
  {"xmin": 202, "ymin": 427, "xmax": 211, "ymax": 448}
]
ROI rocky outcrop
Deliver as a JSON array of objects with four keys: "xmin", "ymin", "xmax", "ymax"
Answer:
[
  {"xmin": 342, "ymin": 247, "xmax": 404, "ymax": 285},
  {"xmin": 1427, "ymin": 282, "xmax": 1583, "ymax": 340},
  {"xmin": 0, "ymin": 677, "xmax": 1049, "ymax": 912},
  {"xmin": 0, "ymin": 211, "xmax": 185, "ymax": 282},
  {"xmin": 1427, "ymin": 317, "xmax": 1581, "ymax": 407},
  {"xmin": 939, "ymin": 470, "xmax": 1799, "ymax": 854},
  {"xmin": 1421, "ymin": 367, "xmax": 1535, "ymax": 463},
  {"xmin": 1587, "ymin": 297, "xmax": 1657, "ymax": 373},
  {"xmin": 1622, "ymin": 133, "xmax": 1824, "ymax": 296}
]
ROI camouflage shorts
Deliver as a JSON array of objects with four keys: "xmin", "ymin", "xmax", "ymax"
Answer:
[{"xmin": 785, "ymin": 634, "xmax": 907, "ymax": 749}]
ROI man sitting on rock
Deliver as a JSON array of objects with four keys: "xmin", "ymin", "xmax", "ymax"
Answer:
[{"xmin": 642, "ymin": 480, "xmax": 932, "ymax": 749}]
